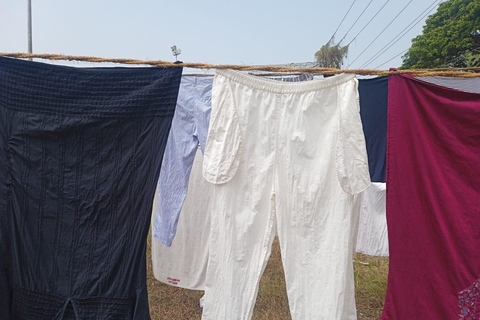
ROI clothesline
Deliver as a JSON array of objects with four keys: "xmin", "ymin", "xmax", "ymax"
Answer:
[{"xmin": 1, "ymin": 52, "xmax": 480, "ymax": 78}]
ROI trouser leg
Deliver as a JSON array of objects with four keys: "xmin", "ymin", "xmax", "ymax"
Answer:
[
  {"xmin": 277, "ymin": 189, "xmax": 361, "ymax": 320},
  {"xmin": 202, "ymin": 188, "xmax": 277, "ymax": 320}
]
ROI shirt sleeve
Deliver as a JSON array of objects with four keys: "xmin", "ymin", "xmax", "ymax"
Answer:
[
  {"xmin": 153, "ymin": 79, "xmax": 198, "ymax": 247},
  {"xmin": 203, "ymin": 75, "xmax": 242, "ymax": 185},
  {"xmin": 336, "ymin": 78, "xmax": 371, "ymax": 195}
]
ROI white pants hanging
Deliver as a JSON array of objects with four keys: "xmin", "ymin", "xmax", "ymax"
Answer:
[{"xmin": 202, "ymin": 70, "xmax": 370, "ymax": 320}]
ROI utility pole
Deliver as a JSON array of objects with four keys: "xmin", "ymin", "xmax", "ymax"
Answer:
[{"xmin": 28, "ymin": 0, "xmax": 32, "ymax": 55}]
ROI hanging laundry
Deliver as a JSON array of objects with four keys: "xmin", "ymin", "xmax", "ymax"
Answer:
[
  {"xmin": 201, "ymin": 70, "xmax": 370, "ymax": 320},
  {"xmin": 356, "ymin": 76, "xmax": 480, "ymax": 258},
  {"xmin": 358, "ymin": 76, "xmax": 388, "ymax": 183},
  {"xmin": 418, "ymin": 76, "xmax": 480, "ymax": 94},
  {"xmin": 151, "ymin": 74, "xmax": 315, "ymax": 291},
  {"xmin": 355, "ymin": 182, "xmax": 388, "ymax": 256},
  {"xmin": 0, "ymin": 57, "xmax": 182, "ymax": 319},
  {"xmin": 381, "ymin": 75, "xmax": 480, "ymax": 320},
  {"xmin": 152, "ymin": 147, "xmax": 212, "ymax": 290},
  {"xmin": 0, "ymin": 78, "xmax": 11, "ymax": 318},
  {"xmin": 265, "ymin": 73, "xmax": 315, "ymax": 82},
  {"xmin": 153, "ymin": 76, "xmax": 213, "ymax": 247},
  {"xmin": 358, "ymin": 75, "xmax": 480, "ymax": 184},
  {"xmin": 151, "ymin": 74, "xmax": 213, "ymax": 291}
]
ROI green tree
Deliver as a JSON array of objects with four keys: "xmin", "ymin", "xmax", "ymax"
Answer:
[
  {"xmin": 315, "ymin": 39, "xmax": 349, "ymax": 69},
  {"xmin": 401, "ymin": 0, "xmax": 480, "ymax": 69}
]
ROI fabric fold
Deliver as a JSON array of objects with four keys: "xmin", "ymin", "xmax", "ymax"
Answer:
[
  {"xmin": 336, "ymin": 78, "xmax": 371, "ymax": 195},
  {"xmin": 203, "ymin": 74, "xmax": 242, "ymax": 185}
]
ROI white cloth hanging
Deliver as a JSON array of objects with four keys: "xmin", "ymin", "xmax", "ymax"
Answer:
[
  {"xmin": 151, "ymin": 148, "xmax": 211, "ymax": 290},
  {"xmin": 201, "ymin": 70, "xmax": 370, "ymax": 320},
  {"xmin": 356, "ymin": 183, "xmax": 388, "ymax": 256}
]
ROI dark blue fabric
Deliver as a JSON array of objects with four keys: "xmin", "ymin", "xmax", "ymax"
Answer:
[
  {"xmin": 0, "ymin": 57, "xmax": 182, "ymax": 319},
  {"xmin": 358, "ymin": 76, "xmax": 388, "ymax": 182}
]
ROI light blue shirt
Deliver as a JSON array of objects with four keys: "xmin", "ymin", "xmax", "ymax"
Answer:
[{"xmin": 153, "ymin": 76, "xmax": 213, "ymax": 246}]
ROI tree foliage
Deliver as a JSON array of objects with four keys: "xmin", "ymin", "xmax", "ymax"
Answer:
[
  {"xmin": 401, "ymin": 0, "xmax": 480, "ymax": 69},
  {"xmin": 315, "ymin": 39, "xmax": 349, "ymax": 69}
]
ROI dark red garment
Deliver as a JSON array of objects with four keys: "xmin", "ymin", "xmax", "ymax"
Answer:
[{"xmin": 381, "ymin": 75, "xmax": 480, "ymax": 319}]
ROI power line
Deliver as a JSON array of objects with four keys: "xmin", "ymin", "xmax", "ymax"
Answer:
[
  {"xmin": 360, "ymin": 0, "xmax": 442, "ymax": 69},
  {"xmin": 374, "ymin": 48, "xmax": 408, "ymax": 69},
  {"xmin": 347, "ymin": 0, "xmax": 413, "ymax": 68},
  {"xmin": 439, "ymin": 5, "xmax": 475, "ymax": 66},
  {"xmin": 444, "ymin": 52, "xmax": 467, "ymax": 67},
  {"xmin": 360, "ymin": 0, "xmax": 442, "ymax": 68},
  {"xmin": 444, "ymin": 47, "xmax": 480, "ymax": 67},
  {"xmin": 329, "ymin": 0, "xmax": 357, "ymax": 42},
  {"xmin": 346, "ymin": 0, "xmax": 391, "ymax": 46},
  {"xmin": 338, "ymin": 0, "xmax": 375, "ymax": 44},
  {"xmin": 368, "ymin": 0, "xmax": 443, "ymax": 68}
]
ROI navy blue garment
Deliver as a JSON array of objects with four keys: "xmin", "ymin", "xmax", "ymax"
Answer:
[
  {"xmin": 358, "ymin": 77, "xmax": 388, "ymax": 182},
  {"xmin": 0, "ymin": 57, "xmax": 182, "ymax": 319}
]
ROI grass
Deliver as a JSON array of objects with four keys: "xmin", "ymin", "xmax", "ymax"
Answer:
[
  {"xmin": 354, "ymin": 254, "xmax": 389, "ymax": 320},
  {"xmin": 147, "ymin": 236, "xmax": 389, "ymax": 320}
]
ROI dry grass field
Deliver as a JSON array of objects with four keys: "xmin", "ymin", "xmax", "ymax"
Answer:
[{"xmin": 147, "ymin": 236, "xmax": 388, "ymax": 320}]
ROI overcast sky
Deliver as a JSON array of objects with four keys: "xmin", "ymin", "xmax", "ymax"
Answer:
[{"xmin": 0, "ymin": 0, "xmax": 443, "ymax": 70}]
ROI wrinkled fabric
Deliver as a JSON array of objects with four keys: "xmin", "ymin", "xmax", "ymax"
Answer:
[
  {"xmin": 355, "ymin": 183, "xmax": 388, "ymax": 256},
  {"xmin": 152, "ymin": 74, "xmax": 317, "ymax": 291},
  {"xmin": 381, "ymin": 75, "xmax": 480, "ymax": 320},
  {"xmin": 202, "ymin": 70, "xmax": 370, "ymax": 320},
  {"xmin": 358, "ymin": 77, "xmax": 388, "ymax": 183},
  {"xmin": 0, "ymin": 64, "xmax": 11, "ymax": 318},
  {"xmin": 357, "ymin": 76, "xmax": 480, "ymax": 184},
  {"xmin": 151, "ymin": 148, "xmax": 212, "ymax": 290},
  {"xmin": 153, "ymin": 76, "xmax": 212, "ymax": 247},
  {"xmin": 0, "ymin": 57, "xmax": 182, "ymax": 319},
  {"xmin": 418, "ymin": 76, "xmax": 480, "ymax": 94},
  {"xmin": 266, "ymin": 73, "xmax": 315, "ymax": 82}
]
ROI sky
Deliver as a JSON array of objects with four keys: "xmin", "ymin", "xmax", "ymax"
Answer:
[{"xmin": 0, "ymin": 0, "xmax": 443, "ymax": 71}]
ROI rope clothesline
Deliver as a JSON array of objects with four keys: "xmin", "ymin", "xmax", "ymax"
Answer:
[{"xmin": 1, "ymin": 52, "xmax": 480, "ymax": 78}]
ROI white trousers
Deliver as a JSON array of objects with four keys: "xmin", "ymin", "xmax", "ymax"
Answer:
[
  {"xmin": 356, "ymin": 183, "xmax": 388, "ymax": 256},
  {"xmin": 202, "ymin": 70, "xmax": 370, "ymax": 320},
  {"xmin": 151, "ymin": 148, "xmax": 211, "ymax": 290},
  {"xmin": 151, "ymin": 179, "xmax": 386, "ymax": 294}
]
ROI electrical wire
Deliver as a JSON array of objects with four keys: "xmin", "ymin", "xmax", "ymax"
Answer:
[
  {"xmin": 346, "ymin": 0, "xmax": 391, "ymax": 46},
  {"xmin": 368, "ymin": 0, "xmax": 443, "ymax": 68},
  {"xmin": 359, "ymin": 0, "xmax": 442, "ymax": 69},
  {"xmin": 329, "ymin": 0, "xmax": 357, "ymax": 42},
  {"xmin": 444, "ymin": 47, "xmax": 480, "ymax": 67},
  {"xmin": 374, "ymin": 49, "xmax": 409, "ymax": 69},
  {"xmin": 338, "ymin": 0, "xmax": 375, "ymax": 44},
  {"xmin": 347, "ymin": 0, "xmax": 413, "ymax": 68},
  {"xmin": 439, "ymin": 7, "xmax": 475, "ymax": 66}
]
